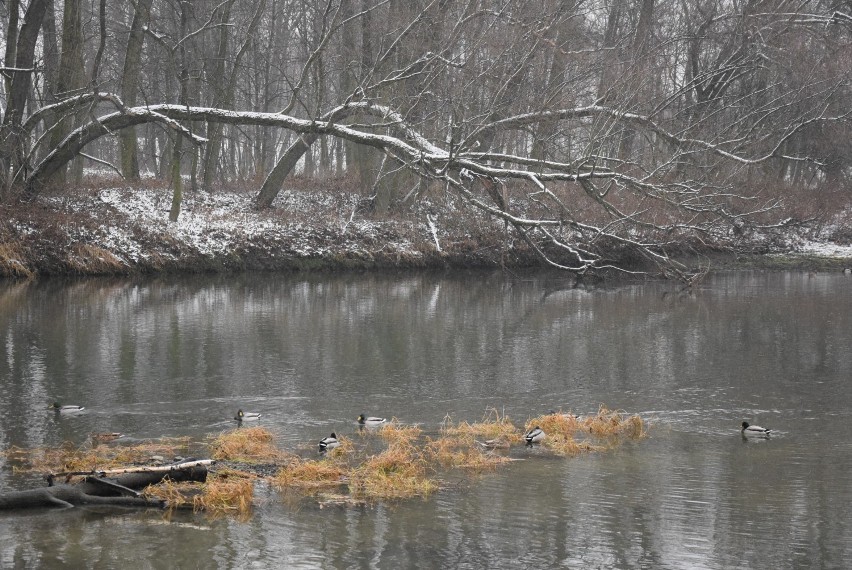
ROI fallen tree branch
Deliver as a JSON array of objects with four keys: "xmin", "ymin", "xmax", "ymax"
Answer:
[{"xmin": 1, "ymin": 459, "xmax": 211, "ymax": 511}]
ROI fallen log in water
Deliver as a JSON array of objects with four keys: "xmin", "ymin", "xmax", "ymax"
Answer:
[{"xmin": 0, "ymin": 460, "xmax": 212, "ymax": 511}]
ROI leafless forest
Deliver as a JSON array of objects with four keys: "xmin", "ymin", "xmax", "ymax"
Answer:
[{"xmin": 1, "ymin": 1, "xmax": 851, "ymax": 276}]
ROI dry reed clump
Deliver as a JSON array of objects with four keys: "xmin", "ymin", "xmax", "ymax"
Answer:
[
  {"xmin": 581, "ymin": 406, "xmax": 646, "ymax": 439},
  {"xmin": 0, "ymin": 242, "xmax": 34, "ymax": 278},
  {"xmin": 199, "ymin": 476, "xmax": 255, "ymax": 519},
  {"xmin": 67, "ymin": 243, "xmax": 126, "ymax": 274},
  {"xmin": 440, "ymin": 409, "xmax": 524, "ymax": 446},
  {"xmin": 424, "ymin": 436, "xmax": 511, "ymax": 471},
  {"xmin": 209, "ymin": 427, "xmax": 288, "ymax": 463},
  {"xmin": 526, "ymin": 412, "xmax": 584, "ymax": 440},
  {"xmin": 4, "ymin": 437, "xmax": 192, "ymax": 475},
  {"xmin": 524, "ymin": 407, "xmax": 646, "ymax": 456},
  {"xmin": 544, "ymin": 436, "xmax": 605, "ymax": 457},
  {"xmin": 376, "ymin": 422, "xmax": 422, "ymax": 446},
  {"xmin": 274, "ymin": 458, "xmax": 348, "ymax": 490},
  {"xmin": 145, "ymin": 475, "xmax": 255, "ymax": 520},
  {"xmin": 349, "ymin": 442, "xmax": 436, "ymax": 499}
]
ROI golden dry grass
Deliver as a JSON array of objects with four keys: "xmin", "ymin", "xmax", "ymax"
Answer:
[
  {"xmin": 144, "ymin": 475, "xmax": 255, "ymax": 520},
  {"xmin": 349, "ymin": 441, "xmax": 436, "ymax": 500},
  {"xmin": 524, "ymin": 406, "xmax": 646, "ymax": 455},
  {"xmin": 424, "ymin": 436, "xmax": 511, "ymax": 471},
  {"xmin": 0, "ymin": 242, "xmax": 34, "ymax": 278},
  {"xmin": 440, "ymin": 408, "xmax": 524, "ymax": 446},
  {"xmin": 582, "ymin": 406, "xmax": 646, "ymax": 439},
  {"xmin": 4, "ymin": 437, "xmax": 192, "ymax": 475},
  {"xmin": 3, "ymin": 405, "xmax": 647, "ymax": 516},
  {"xmin": 376, "ymin": 422, "xmax": 422, "ymax": 446},
  {"xmin": 525, "ymin": 412, "xmax": 583, "ymax": 440},
  {"xmin": 209, "ymin": 427, "xmax": 288, "ymax": 463},
  {"xmin": 274, "ymin": 458, "xmax": 348, "ymax": 490}
]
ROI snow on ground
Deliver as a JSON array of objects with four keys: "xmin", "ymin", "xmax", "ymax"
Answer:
[
  {"xmin": 18, "ymin": 184, "xmax": 851, "ymax": 278},
  {"xmin": 91, "ymin": 187, "xmax": 423, "ymax": 265}
]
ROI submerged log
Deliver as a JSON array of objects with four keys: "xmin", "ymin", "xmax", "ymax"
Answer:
[{"xmin": 0, "ymin": 460, "xmax": 211, "ymax": 511}]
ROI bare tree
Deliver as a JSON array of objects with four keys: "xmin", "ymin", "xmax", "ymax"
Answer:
[{"xmin": 3, "ymin": 0, "xmax": 852, "ymax": 280}]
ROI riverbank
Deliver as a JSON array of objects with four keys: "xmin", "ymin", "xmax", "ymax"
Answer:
[{"xmin": 2, "ymin": 183, "xmax": 851, "ymax": 279}]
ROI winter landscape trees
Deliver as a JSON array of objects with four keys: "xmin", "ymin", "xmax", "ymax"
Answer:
[{"xmin": 1, "ymin": 0, "xmax": 851, "ymax": 276}]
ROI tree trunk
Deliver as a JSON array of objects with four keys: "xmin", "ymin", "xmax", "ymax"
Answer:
[
  {"xmin": 0, "ymin": 0, "xmax": 48, "ymax": 196},
  {"xmin": 2, "ymin": 0, "xmax": 20, "ymax": 98},
  {"xmin": 0, "ymin": 461, "xmax": 209, "ymax": 510},
  {"xmin": 47, "ymin": 0, "xmax": 86, "ymax": 187},
  {"xmin": 201, "ymin": 0, "xmax": 236, "ymax": 191},
  {"xmin": 119, "ymin": 0, "xmax": 153, "ymax": 181}
]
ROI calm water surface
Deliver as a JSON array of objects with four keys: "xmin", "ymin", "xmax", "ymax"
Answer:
[{"xmin": 1, "ymin": 271, "xmax": 851, "ymax": 569}]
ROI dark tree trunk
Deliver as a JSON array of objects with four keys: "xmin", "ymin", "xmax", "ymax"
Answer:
[
  {"xmin": 0, "ymin": 462, "xmax": 208, "ymax": 510},
  {"xmin": 119, "ymin": 0, "xmax": 153, "ymax": 181}
]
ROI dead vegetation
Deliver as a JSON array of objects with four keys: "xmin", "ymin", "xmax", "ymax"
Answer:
[
  {"xmin": 3, "ymin": 406, "xmax": 646, "ymax": 517},
  {"xmin": 209, "ymin": 427, "xmax": 289, "ymax": 463},
  {"xmin": 4, "ymin": 437, "xmax": 193, "ymax": 476}
]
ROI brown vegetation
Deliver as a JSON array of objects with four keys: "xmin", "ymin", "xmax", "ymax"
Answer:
[{"xmin": 4, "ymin": 406, "xmax": 647, "ymax": 517}]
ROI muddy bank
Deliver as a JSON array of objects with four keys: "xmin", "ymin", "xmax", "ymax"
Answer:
[{"xmin": 1, "ymin": 186, "xmax": 851, "ymax": 279}]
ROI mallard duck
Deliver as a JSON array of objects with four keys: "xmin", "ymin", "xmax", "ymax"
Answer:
[
  {"xmin": 524, "ymin": 426, "xmax": 545, "ymax": 445},
  {"xmin": 741, "ymin": 421, "xmax": 771, "ymax": 437},
  {"xmin": 357, "ymin": 414, "xmax": 387, "ymax": 426},
  {"xmin": 235, "ymin": 409, "xmax": 261, "ymax": 422},
  {"xmin": 91, "ymin": 432, "xmax": 123, "ymax": 443},
  {"xmin": 478, "ymin": 437, "xmax": 511, "ymax": 449},
  {"xmin": 319, "ymin": 433, "xmax": 340, "ymax": 452},
  {"xmin": 50, "ymin": 403, "xmax": 84, "ymax": 413}
]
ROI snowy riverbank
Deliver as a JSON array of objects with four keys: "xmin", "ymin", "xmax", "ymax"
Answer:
[{"xmin": 2, "ymin": 185, "xmax": 852, "ymax": 279}]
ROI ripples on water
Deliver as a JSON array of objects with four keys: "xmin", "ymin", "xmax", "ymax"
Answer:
[{"xmin": 1, "ymin": 271, "xmax": 851, "ymax": 568}]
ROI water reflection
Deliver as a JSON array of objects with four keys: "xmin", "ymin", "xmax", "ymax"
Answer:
[{"xmin": 1, "ymin": 271, "xmax": 852, "ymax": 568}]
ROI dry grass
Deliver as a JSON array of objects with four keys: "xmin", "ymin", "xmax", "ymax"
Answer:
[
  {"xmin": 375, "ymin": 422, "xmax": 422, "ymax": 445},
  {"xmin": 523, "ymin": 406, "xmax": 646, "ymax": 456},
  {"xmin": 200, "ymin": 476, "xmax": 255, "ymax": 519},
  {"xmin": 349, "ymin": 442, "xmax": 437, "ymax": 500},
  {"xmin": 525, "ymin": 412, "xmax": 583, "ymax": 439},
  {"xmin": 274, "ymin": 458, "xmax": 348, "ymax": 490},
  {"xmin": 440, "ymin": 408, "xmax": 524, "ymax": 446},
  {"xmin": 424, "ymin": 436, "xmax": 511, "ymax": 471},
  {"xmin": 3, "ymin": 405, "xmax": 647, "ymax": 516},
  {"xmin": 144, "ymin": 474, "xmax": 255, "ymax": 520},
  {"xmin": 209, "ymin": 427, "xmax": 288, "ymax": 463},
  {"xmin": 582, "ymin": 406, "xmax": 646, "ymax": 439},
  {"xmin": 68, "ymin": 243, "xmax": 126, "ymax": 274},
  {"xmin": 4, "ymin": 437, "xmax": 192, "ymax": 475},
  {"xmin": 0, "ymin": 242, "xmax": 34, "ymax": 278}
]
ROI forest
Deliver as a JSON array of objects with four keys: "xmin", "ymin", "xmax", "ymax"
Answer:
[{"xmin": 1, "ymin": 0, "xmax": 851, "ymax": 277}]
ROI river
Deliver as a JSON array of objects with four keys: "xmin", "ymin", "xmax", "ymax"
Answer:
[{"xmin": 1, "ymin": 270, "xmax": 851, "ymax": 568}]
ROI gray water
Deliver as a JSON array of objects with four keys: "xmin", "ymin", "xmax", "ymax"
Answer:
[{"xmin": 1, "ymin": 270, "xmax": 851, "ymax": 569}]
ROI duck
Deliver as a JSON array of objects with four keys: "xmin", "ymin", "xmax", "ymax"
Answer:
[
  {"xmin": 478, "ymin": 437, "xmax": 511, "ymax": 449},
  {"xmin": 524, "ymin": 426, "xmax": 545, "ymax": 445},
  {"xmin": 50, "ymin": 403, "xmax": 85, "ymax": 413},
  {"xmin": 741, "ymin": 421, "xmax": 771, "ymax": 437},
  {"xmin": 357, "ymin": 414, "xmax": 387, "ymax": 426},
  {"xmin": 90, "ymin": 432, "xmax": 123, "ymax": 443},
  {"xmin": 319, "ymin": 432, "xmax": 340, "ymax": 452},
  {"xmin": 235, "ymin": 409, "xmax": 261, "ymax": 422}
]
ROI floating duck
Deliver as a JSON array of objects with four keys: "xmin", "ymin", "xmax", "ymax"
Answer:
[
  {"xmin": 50, "ymin": 403, "xmax": 85, "ymax": 413},
  {"xmin": 357, "ymin": 414, "xmax": 387, "ymax": 426},
  {"xmin": 319, "ymin": 433, "xmax": 340, "ymax": 452},
  {"xmin": 91, "ymin": 432, "xmax": 123, "ymax": 443},
  {"xmin": 524, "ymin": 426, "xmax": 545, "ymax": 445},
  {"xmin": 235, "ymin": 409, "xmax": 261, "ymax": 422},
  {"xmin": 478, "ymin": 437, "xmax": 511, "ymax": 449},
  {"xmin": 741, "ymin": 421, "xmax": 771, "ymax": 437}
]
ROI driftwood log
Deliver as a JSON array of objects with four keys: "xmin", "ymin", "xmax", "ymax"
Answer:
[{"xmin": 0, "ymin": 460, "xmax": 212, "ymax": 510}]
